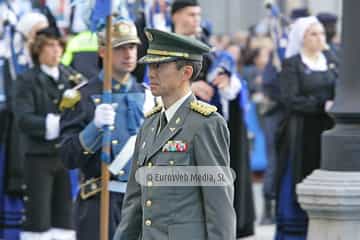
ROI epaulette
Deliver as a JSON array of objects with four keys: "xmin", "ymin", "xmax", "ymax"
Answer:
[
  {"xmin": 145, "ymin": 104, "xmax": 163, "ymax": 118},
  {"xmin": 190, "ymin": 100, "xmax": 217, "ymax": 116},
  {"xmin": 59, "ymin": 89, "xmax": 82, "ymax": 111}
]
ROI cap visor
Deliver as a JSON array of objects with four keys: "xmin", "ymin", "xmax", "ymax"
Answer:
[
  {"xmin": 138, "ymin": 55, "xmax": 178, "ymax": 64},
  {"xmin": 112, "ymin": 39, "xmax": 141, "ymax": 48}
]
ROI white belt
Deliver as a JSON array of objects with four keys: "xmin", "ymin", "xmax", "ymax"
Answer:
[
  {"xmin": 108, "ymin": 180, "xmax": 127, "ymax": 193},
  {"xmin": 108, "ymin": 135, "xmax": 137, "ymax": 175}
]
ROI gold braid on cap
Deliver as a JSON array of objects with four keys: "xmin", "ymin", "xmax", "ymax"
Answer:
[{"xmin": 147, "ymin": 49, "xmax": 190, "ymax": 58}]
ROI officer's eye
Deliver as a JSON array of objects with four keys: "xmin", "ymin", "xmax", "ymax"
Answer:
[{"xmin": 149, "ymin": 63, "xmax": 161, "ymax": 69}]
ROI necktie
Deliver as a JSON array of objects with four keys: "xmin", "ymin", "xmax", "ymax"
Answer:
[{"xmin": 158, "ymin": 112, "xmax": 168, "ymax": 134}]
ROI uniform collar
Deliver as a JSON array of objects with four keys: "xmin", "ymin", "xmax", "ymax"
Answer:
[
  {"xmin": 40, "ymin": 64, "xmax": 60, "ymax": 81},
  {"xmin": 162, "ymin": 91, "xmax": 192, "ymax": 123},
  {"xmin": 300, "ymin": 51, "xmax": 328, "ymax": 71},
  {"xmin": 98, "ymin": 70, "xmax": 135, "ymax": 92}
]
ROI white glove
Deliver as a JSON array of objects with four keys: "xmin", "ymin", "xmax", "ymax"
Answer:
[
  {"xmin": 45, "ymin": 113, "xmax": 60, "ymax": 140},
  {"xmin": 325, "ymin": 100, "xmax": 334, "ymax": 112},
  {"xmin": 94, "ymin": 104, "xmax": 116, "ymax": 128}
]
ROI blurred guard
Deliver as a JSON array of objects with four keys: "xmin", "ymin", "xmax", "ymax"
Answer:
[
  {"xmin": 13, "ymin": 27, "xmax": 83, "ymax": 240},
  {"xmin": 59, "ymin": 18, "xmax": 154, "ymax": 240},
  {"xmin": 317, "ymin": 12, "xmax": 340, "ymax": 59}
]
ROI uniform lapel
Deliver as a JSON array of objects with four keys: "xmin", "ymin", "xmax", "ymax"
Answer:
[
  {"xmin": 146, "ymin": 94, "xmax": 195, "ymax": 160},
  {"xmin": 146, "ymin": 113, "xmax": 161, "ymax": 156},
  {"xmin": 136, "ymin": 114, "xmax": 160, "ymax": 166}
]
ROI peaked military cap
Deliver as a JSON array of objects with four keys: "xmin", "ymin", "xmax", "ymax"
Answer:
[
  {"xmin": 98, "ymin": 18, "xmax": 140, "ymax": 48},
  {"xmin": 317, "ymin": 12, "xmax": 338, "ymax": 25},
  {"xmin": 138, "ymin": 28, "xmax": 211, "ymax": 64},
  {"xmin": 290, "ymin": 8, "xmax": 310, "ymax": 20}
]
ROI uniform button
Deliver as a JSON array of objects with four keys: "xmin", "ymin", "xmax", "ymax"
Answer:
[
  {"xmin": 23, "ymin": 196, "xmax": 29, "ymax": 202},
  {"xmin": 21, "ymin": 184, "xmax": 27, "ymax": 190},
  {"xmin": 147, "ymin": 181, "xmax": 153, "ymax": 187},
  {"xmin": 147, "ymin": 162, "xmax": 153, "ymax": 168},
  {"xmin": 114, "ymin": 84, "xmax": 121, "ymax": 90},
  {"xmin": 112, "ymin": 140, "xmax": 119, "ymax": 145},
  {"xmin": 58, "ymin": 84, "xmax": 65, "ymax": 90},
  {"xmin": 94, "ymin": 98, "xmax": 101, "ymax": 104},
  {"xmin": 145, "ymin": 219, "xmax": 152, "ymax": 226},
  {"xmin": 169, "ymin": 160, "xmax": 175, "ymax": 166},
  {"xmin": 145, "ymin": 200, "xmax": 152, "ymax": 207},
  {"xmin": 118, "ymin": 169, "xmax": 125, "ymax": 176},
  {"xmin": 53, "ymin": 99, "xmax": 59, "ymax": 104},
  {"xmin": 109, "ymin": 125, "xmax": 115, "ymax": 131},
  {"xmin": 21, "ymin": 216, "xmax": 27, "ymax": 222},
  {"xmin": 75, "ymin": 73, "xmax": 82, "ymax": 79}
]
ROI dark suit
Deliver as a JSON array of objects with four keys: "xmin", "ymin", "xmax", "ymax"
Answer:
[
  {"xmin": 13, "ymin": 65, "xmax": 76, "ymax": 231},
  {"xmin": 114, "ymin": 95, "xmax": 236, "ymax": 240}
]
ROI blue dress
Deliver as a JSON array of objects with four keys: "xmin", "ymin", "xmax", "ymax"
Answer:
[{"xmin": 275, "ymin": 161, "xmax": 308, "ymax": 240}]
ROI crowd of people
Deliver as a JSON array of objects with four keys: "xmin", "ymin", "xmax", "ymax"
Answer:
[{"xmin": 0, "ymin": 0, "xmax": 340, "ymax": 240}]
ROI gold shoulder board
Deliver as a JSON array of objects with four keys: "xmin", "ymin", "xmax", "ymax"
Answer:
[
  {"xmin": 145, "ymin": 104, "xmax": 162, "ymax": 118},
  {"xmin": 190, "ymin": 100, "xmax": 217, "ymax": 116}
]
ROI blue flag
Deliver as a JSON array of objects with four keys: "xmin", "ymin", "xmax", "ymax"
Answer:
[{"xmin": 89, "ymin": 0, "xmax": 112, "ymax": 31}]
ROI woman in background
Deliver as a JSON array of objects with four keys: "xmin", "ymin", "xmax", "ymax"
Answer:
[
  {"xmin": 275, "ymin": 16, "xmax": 338, "ymax": 240},
  {"xmin": 13, "ymin": 28, "xmax": 77, "ymax": 240}
]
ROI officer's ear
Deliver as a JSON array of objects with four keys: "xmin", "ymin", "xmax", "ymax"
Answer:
[
  {"xmin": 98, "ymin": 46, "xmax": 106, "ymax": 59},
  {"xmin": 182, "ymin": 65, "xmax": 193, "ymax": 81}
]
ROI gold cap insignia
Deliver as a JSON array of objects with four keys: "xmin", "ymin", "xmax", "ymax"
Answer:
[
  {"xmin": 118, "ymin": 22, "xmax": 130, "ymax": 35},
  {"xmin": 145, "ymin": 30, "xmax": 153, "ymax": 42}
]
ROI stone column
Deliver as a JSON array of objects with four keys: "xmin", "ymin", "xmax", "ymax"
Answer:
[{"xmin": 297, "ymin": 1, "xmax": 360, "ymax": 239}]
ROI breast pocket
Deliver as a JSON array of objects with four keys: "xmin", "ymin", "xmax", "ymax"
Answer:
[{"xmin": 155, "ymin": 152, "xmax": 191, "ymax": 166}]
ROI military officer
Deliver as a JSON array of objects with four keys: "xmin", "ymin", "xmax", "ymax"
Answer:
[
  {"xmin": 114, "ymin": 29, "xmax": 236, "ymax": 240},
  {"xmin": 59, "ymin": 18, "xmax": 154, "ymax": 240}
]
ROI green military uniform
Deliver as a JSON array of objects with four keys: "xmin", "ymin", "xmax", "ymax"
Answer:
[{"xmin": 114, "ymin": 29, "xmax": 236, "ymax": 240}]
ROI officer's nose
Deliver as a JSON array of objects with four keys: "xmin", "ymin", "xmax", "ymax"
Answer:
[{"xmin": 148, "ymin": 65, "xmax": 158, "ymax": 79}]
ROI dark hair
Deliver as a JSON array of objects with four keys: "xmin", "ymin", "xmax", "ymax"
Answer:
[
  {"xmin": 171, "ymin": 0, "xmax": 199, "ymax": 15},
  {"xmin": 175, "ymin": 59, "xmax": 202, "ymax": 82},
  {"xmin": 30, "ymin": 34, "xmax": 65, "ymax": 65},
  {"xmin": 242, "ymin": 48, "xmax": 261, "ymax": 66}
]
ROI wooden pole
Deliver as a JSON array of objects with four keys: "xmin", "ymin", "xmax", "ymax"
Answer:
[{"xmin": 100, "ymin": 15, "xmax": 112, "ymax": 240}]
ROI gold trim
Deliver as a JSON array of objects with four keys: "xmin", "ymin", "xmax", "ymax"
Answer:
[
  {"xmin": 145, "ymin": 31, "xmax": 153, "ymax": 42},
  {"xmin": 80, "ymin": 177, "xmax": 102, "ymax": 200},
  {"xmin": 147, "ymin": 49, "xmax": 190, "ymax": 58},
  {"xmin": 190, "ymin": 100, "xmax": 217, "ymax": 116},
  {"xmin": 139, "ymin": 56, "xmax": 174, "ymax": 63},
  {"xmin": 145, "ymin": 104, "xmax": 163, "ymax": 118}
]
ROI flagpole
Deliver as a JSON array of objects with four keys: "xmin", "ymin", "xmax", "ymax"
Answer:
[{"xmin": 100, "ymin": 15, "xmax": 112, "ymax": 240}]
